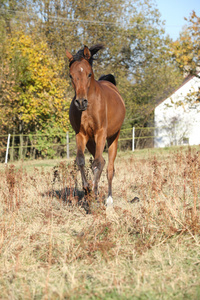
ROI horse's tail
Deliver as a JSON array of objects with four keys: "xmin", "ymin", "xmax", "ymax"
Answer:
[{"xmin": 98, "ymin": 74, "xmax": 116, "ymax": 86}]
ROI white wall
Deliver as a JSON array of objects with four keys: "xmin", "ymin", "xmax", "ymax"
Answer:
[{"xmin": 154, "ymin": 75, "xmax": 200, "ymax": 148}]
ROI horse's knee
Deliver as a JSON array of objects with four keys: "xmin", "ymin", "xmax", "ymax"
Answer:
[{"xmin": 92, "ymin": 157, "xmax": 105, "ymax": 172}]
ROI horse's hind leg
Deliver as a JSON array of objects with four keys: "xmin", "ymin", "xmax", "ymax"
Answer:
[{"xmin": 106, "ymin": 131, "xmax": 120, "ymax": 206}]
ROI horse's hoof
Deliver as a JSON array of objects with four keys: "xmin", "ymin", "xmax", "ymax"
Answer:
[{"xmin": 106, "ymin": 196, "xmax": 113, "ymax": 207}]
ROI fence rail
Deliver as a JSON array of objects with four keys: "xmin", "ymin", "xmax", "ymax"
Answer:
[{"xmin": 0, "ymin": 127, "xmax": 164, "ymax": 163}]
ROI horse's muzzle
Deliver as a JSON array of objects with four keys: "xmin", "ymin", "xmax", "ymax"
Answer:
[{"xmin": 74, "ymin": 99, "xmax": 88, "ymax": 111}]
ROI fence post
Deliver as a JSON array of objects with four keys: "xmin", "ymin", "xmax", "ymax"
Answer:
[
  {"xmin": 19, "ymin": 134, "xmax": 23, "ymax": 160},
  {"xmin": 10, "ymin": 134, "xmax": 14, "ymax": 161},
  {"xmin": 132, "ymin": 127, "xmax": 135, "ymax": 151},
  {"xmin": 5, "ymin": 134, "xmax": 11, "ymax": 164},
  {"xmin": 66, "ymin": 131, "xmax": 69, "ymax": 159}
]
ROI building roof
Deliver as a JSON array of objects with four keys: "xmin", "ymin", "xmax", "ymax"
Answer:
[{"xmin": 156, "ymin": 73, "xmax": 198, "ymax": 108}]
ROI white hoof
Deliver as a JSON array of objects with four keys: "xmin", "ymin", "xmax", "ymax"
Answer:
[{"xmin": 106, "ymin": 196, "xmax": 113, "ymax": 207}]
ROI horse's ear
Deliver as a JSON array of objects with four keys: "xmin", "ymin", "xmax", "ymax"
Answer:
[
  {"xmin": 83, "ymin": 45, "xmax": 91, "ymax": 60},
  {"xmin": 66, "ymin": 49, "xmax": 73, "ymax": 62}
]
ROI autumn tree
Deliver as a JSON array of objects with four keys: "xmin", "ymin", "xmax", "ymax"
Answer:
[
  {"xmin": 31, "ymin": 0, "xmax": 126, "ymax": 57},
  {"xmin": 116, "ymin": 1, "xmax": 183, "ymax": 128},
  {"xmin": 0, "ymin": 32, "xmax": 70, "ymax": 135},
  {"xmin": 0, "ymin": 0, "xmax": 183, "ymax": 147},
  {"xmin": 171, "ymin": 11, "xmax": 200, "ymax": 78}
]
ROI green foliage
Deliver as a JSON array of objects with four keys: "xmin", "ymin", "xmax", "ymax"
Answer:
[{"xmin": 28, "ymin": 126, "xmax": 66, "ymax": 158}]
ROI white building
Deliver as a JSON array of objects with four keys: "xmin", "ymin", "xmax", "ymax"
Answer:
[{"xmin": 154, "ymin": 74, "xmax": 200, "ymax": 148}]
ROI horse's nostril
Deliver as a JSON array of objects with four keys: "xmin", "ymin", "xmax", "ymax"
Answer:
[
  {"xmin": 74, "ymin": 99, "xmax": 87, "ymax": 111},
  {"xmin": 83, "ymin": 99, "xmax": 88, "ymax": 106},
  {"xmin": 74, "ymin": 99, "xmax": 80, "ymax": 107}
]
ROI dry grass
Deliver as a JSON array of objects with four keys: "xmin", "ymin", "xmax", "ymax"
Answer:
[{"xmin": 0, "ymin": 146, "xmax": 200, "ymax": 299}]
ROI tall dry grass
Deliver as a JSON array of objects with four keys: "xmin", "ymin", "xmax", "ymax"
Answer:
[{"xmin": 0, "ymin": 146, "xmax": 200, "ymax": 299}]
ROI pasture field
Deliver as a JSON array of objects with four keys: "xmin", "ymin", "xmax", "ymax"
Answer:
[{"xmin": 0, "ymin": 146, "xmax": 200, "ymax": 299}]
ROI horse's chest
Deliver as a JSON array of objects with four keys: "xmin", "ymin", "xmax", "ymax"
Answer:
[{"xmin": 81, "ymin": 115, "xmax": 95, "ymax": 137}]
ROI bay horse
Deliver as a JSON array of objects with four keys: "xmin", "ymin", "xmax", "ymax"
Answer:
[{"xmin": 66, "ymin": 44, "xmax": 125, "ymax": 206}]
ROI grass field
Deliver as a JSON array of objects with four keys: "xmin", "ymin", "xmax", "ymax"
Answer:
[{"xmin": 0, "ymin": 146, "xmax": 200, "ymax": 299}]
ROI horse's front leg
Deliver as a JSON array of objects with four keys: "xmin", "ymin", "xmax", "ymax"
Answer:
[
  {"xmin": 92, "ymin": 129, "xmax": 106, "ymax": 195},
  {"xmin": 76, "ymin": 133, "xmax": 89, "ymax": 193}
]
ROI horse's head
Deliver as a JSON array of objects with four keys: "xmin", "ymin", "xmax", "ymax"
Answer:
[
  {"xmin": 66, "ymin": 46, "xmax": 93, "ymax": 111},
  {"xmin": 66, "ymin": 44, "xmax": 104, "ymax": 111}
]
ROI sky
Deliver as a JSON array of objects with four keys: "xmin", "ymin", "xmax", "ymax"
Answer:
[{"xmin": 155, "ymin": 0, "xmax": 200, "ymax": 40}]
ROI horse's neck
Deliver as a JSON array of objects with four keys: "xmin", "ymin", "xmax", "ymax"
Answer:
[{"xmin": 88, "ymin": 78, "xmax": 99, "ymax": 98}]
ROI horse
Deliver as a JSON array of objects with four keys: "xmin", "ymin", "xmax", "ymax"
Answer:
[{"xmin": 66, "ymin": 44, "xmax": 125, "ymax": 206}]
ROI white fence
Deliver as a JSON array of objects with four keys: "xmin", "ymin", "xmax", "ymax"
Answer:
[{"xmin": 1, "ymin": 126, "xmax": 195, "ymax": 163}]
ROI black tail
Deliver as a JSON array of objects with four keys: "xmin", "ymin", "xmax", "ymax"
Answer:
[
  {"xmin": 89, "ymin": 44, "xmax": 105, "ymax": 56},
  {"xmin": 98, "ymin": 74, "xmax": 116, "ymax": 86}
]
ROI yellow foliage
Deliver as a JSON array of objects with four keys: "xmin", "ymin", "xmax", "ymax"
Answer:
[
  {"xmin": 4, "ymin": 32, "xmax": 71, "ymax": 132},
  {"xmin": 171, "ymin": 12, "xmax": 200, "ymax": 76}
]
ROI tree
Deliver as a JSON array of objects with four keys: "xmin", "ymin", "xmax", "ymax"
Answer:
[
  {"xmin": 0, "ymin": 32, "xmax": 70, "ymax": 135},
  {"xmin": 171, "ymin": 11, "xmax": 200, "ymax": 78},
  {"xmin": 117, "ymin": 0, "xmax": 183, "ymax": 128},
  {"xmin": 0, "ymin": 0, "xmax": 183, "ymax": 140}
]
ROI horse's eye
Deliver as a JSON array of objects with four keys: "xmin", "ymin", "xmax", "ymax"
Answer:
[{"xmin": 88, "ymin": 73, "xmax": 92, "ymax": 78}]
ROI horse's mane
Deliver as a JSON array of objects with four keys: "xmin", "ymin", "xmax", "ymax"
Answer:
[{"xmin": 69, "ymin": 44, "xmax": 104, "ymax": 67}]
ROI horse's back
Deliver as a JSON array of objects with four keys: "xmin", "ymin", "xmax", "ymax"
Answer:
[{"xmin": 97, "ymin": 80, "xmax": 125, "ymax": 137}]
